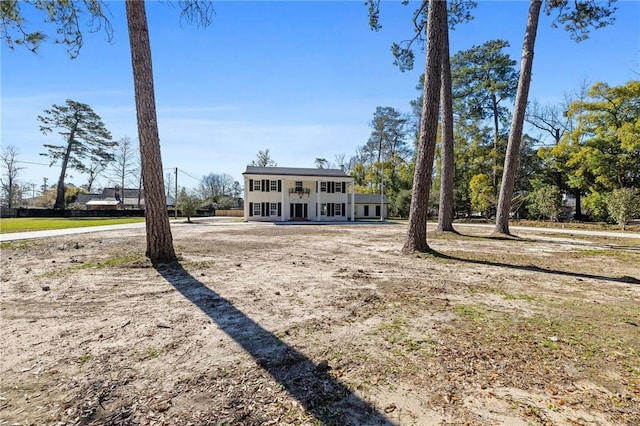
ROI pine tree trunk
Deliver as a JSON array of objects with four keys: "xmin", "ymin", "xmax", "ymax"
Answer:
[
  {"xmin": 491, "ymin": 94, "xmax": 500, "ymax": 190},
  {"xmin": 126, "ymin": 0, "xmax": 176, "ymax": 264},
  {"xmin": 54, "ymin": 132, "xmax": 75, "ymax": 210},
  {"xmin": 436, "ymin": 9, "xmax": 455, "ymax": 233},
  {"xmin": 494, "ymin": 0, "xmax": 542, "ymax": 235},
  {"xmin": 402, "ymin": 0, "xmax": 446, "ymax": 253}
]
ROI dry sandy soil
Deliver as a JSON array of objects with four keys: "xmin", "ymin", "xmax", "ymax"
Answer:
[{"xmin": 1, "ymin": 220, "xmax": 639, "ymax": 425}]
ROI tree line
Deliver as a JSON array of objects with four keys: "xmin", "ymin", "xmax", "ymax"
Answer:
[
  {"xmin": 363, "ymin": 0, "xmax": 637, "ymax": 252},
  {"xmin": 340, "ymin": 63, "xmax": 639, "ymax": 230},
  {"xmin": 2, "ymin": 0, "xmax": 638, "ymax": 264}
]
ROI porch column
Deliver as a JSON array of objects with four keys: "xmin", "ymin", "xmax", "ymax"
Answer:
[
  {"xmin": 316, "ymin": 178, "xmax": 321, "ymax": 221},
  {"xmin": 351, "ymin": 181, "xmax": 355, "ymax": 222},
  {"xmin": 281, "ymin": 178, "xmax": 287, "ymax": 221},
  {"xmin": 244, "ymin": 177, "xmax": 250, "ymax": 221}
]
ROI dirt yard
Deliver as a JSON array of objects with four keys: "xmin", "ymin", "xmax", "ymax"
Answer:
[{"xmin": 1, "ymin": 220, "xmax": 639, "ymax": 425}]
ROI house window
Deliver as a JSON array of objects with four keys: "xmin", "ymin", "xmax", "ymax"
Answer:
[
  {"xmin": 295, "ymin": 181, "xmax": 303, "ymax": 191},
  {"xmin": 253, "ymin": 180, "xmax": 261, "ymax": 191},
  {"xmin": 376, "ymin": 205, "xmax": 381, "ymax": 217},
  {"xmin": 253, "ymin": 203, "xmax": 261, "ymax": 216},
  {"xmin": 321, "ymin": 203, "xmax": 327, "ymax": 216},
  {"xmin": 320, "ymin": 182, "xmax": 327, "ymax": 192},
  {"xmin": 270, "ymin": 180, "xmax": 278, "ymax": 192},
  {"xmin": 336, "ymin": 182, "xmax": 342, "ymax": 193},
  {"xmin": 270, "ymin": 203, "xmax": 278, "ymax": 216},
  {"xmin": 335, "ymin": 203, "xmax": 342, "ymax": 216}
]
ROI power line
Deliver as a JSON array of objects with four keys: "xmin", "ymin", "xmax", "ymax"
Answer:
[
  {"xmin": 16, "ymin": 160, "xmax": 52, "ymax": 166},
  {"xmin": 177, "ymin": 168, "xmax": 201, "ymax": 182}
]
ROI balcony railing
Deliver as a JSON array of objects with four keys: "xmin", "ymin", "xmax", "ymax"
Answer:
[{"xmin": 289, "ymin": 187, "xmax": 311, "ymax": 198}]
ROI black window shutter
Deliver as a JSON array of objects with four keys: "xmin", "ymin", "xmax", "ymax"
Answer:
[
  {"xmin": 304, "ymin": 203, "xmax": 308, "ymax": 218},
  {"xmin": 316, "ymin": 181, "xmax": 318, "ymax": 192},
  {"xmin": 316, "ymin": 203, "xmax": 318, "ymax": 216},
  {"xmin": 342, "ymin": 203, "xmax": 346, "ymax": 216},
  {"xmin": 278, "ymin": 180, "xmax": 282, "ymax": 192},
  {"xmin": 290, "ymin": 203, "xmax": 294, "ymax": 218},
  {"xmin": 278, "ymin": 202, "xmax": 281, "ymax": 216},
  {"xmin": 249, "ymin": 202, "xmax": 253, "ymax": 216},
  {"xmin": 265, "ymin": 179, "xmax": 270, "ymax": 192},
  {"xmin": 342, "ymin": 182, "xmax": 346, "ymax": 193},
  {"xmin": 249, "ymin": 179, "xmax": 253, "ymax": 192},
  {"xmin": 262, "ymin": 202, "xmax": 267, "ymax": 216}
]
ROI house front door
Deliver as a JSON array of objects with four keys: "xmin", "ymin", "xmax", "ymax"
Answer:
[{"xmin": 290, "ymin": 203, "xmax": 307, "ymax": 220}]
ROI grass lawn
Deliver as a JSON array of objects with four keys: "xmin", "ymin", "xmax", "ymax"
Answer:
[{"xmin": 0, "ymin": 217, "xmax": 146, "ymax": 234}]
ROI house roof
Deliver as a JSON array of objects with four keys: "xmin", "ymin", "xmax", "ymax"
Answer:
[
  {"xmin": 353, "ymin": 194, "xmax": 389, "ymax": 204},
  {"xmin": 243, "ymin": 166, "xmax": 351, "ymax": 178},
  {"xmin": 86, "ymin": 200, "xmax": 120, "ymax": 206}
]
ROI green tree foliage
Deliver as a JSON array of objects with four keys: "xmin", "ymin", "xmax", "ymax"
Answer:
[
  {"xmin": 178, "ymin": 188, "xmax": 202, "ymax": 223},
  {"xmin": 583, "ymin": 191, "xmax": 608, "ymax": 222},
  {"xmin": 353, "ymin": 107, "xmax": 413, "ymax": 216},
  {"xmin": 540, "ymin": 81, "xmax": 639, "ymax": 221},
  {"xmin": 366, "ymin": 107, "xmax": 411, "ymax": 165},
  {"xmin": 564, "ymin": 81, "xmax": 640, "ymax": 192},
  {"xmin": 527, "ymin": 183, "xmax": 563, "ymax": 221},
  {"xmin": 494, "ymin": 0, "xmax": 617, "ymax": 235},
  {"xmin": 64, "ymin": 185, "xmax": 88, "ymax": 206},
  {"xmin": 606, "ymin": 188, "xmax": 640, "ymax": 230},
  {"xmin": 38, "ymin": 99, "xmax": 114, "ymax": 209},
  {"xmin": 393, "ymin": 189, "xmax": 412, "ymax": 218},
  {"xmin": 451, "ymin": 39, "xmax": 518, "ymax": 191},
  {"xmin": 469, "ymin": 173, "xmax": 495, "ymax": 217}
]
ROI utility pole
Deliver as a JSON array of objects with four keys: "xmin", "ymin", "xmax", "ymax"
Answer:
[
  {"xmin": 380, "ymin": 168, "xmax": 384, "ymax": 222},
  {"xmin": 174, "ymin": 167, "xmax": 178, "ymax": 219},
  {"xmin": 41, "ymin": 177, "xmax": 48, "ymax": 195}
]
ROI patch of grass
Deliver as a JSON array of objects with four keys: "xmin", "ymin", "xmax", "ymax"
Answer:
[
  {"xmin": 183, "ymin": 259, "xmax": 216, "ymax": 269},
  {"xmin": 455, "ymin": 304, "xmax": 487, "ymax": 321},
  {"xmin": 578, "ymin": 248, "xmax": 640, "ymax": 262},
  {"xmin": 145, "ymin": 347, "xmax": 161, "ymax": 359},
  {"xmin": 373, "ymin": 317, "xmax": 408, "ymax": 344},
  {"xmin": 543, "ymin": 339, "xmax": 560, "ymax": 350},
  {"xmin": 501, "ymin": 292, "xmax": 537, "ymax": 303},
  {"xmin": 78, "ymin": 353, "xmax": 92, "ymax": 363},
  {"xmin": 0, "ymin": 240, "xmax": 40, "ymax": 250},
  {"xmin": 90, "ymin": 253, "xmax": 147, "ymax": 268},
  {"xmin": 0, "ymin": 217, "xmax": 145, "ymax": 234},
  {"xmin": 448, "ymin": 297, "xmax": 640, "ymax": 398},
  {"xmin": 40, "ymin": 253, "xmax": 148, "ymax": 277}
]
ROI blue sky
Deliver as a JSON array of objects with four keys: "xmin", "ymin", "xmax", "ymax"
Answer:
[{"xmin": 2, "ymin": 0, "xmax": 639, "ymax": 193}]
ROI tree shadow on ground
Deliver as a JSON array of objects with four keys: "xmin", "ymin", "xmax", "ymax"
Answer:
[
  {"xmin": 437, "ymin": 230, "xmax": 640, "ymax": 253},
  {"xmin": 157, "ymin": 262, "xmax": 394, "ymax": 425},
  {"xmin": 425, "ymin": 250, "xmax": 640, "ymax": 285}
]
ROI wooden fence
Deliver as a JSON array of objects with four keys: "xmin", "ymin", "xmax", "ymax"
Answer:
[{"xmin": 214, "ymin": 209, "xmax": 243, "ymax": 217}]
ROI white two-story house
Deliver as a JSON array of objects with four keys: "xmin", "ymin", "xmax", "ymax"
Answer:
[{"xmin": 243, "ymin": 166, "xmax": 355, "ymax": 222}]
